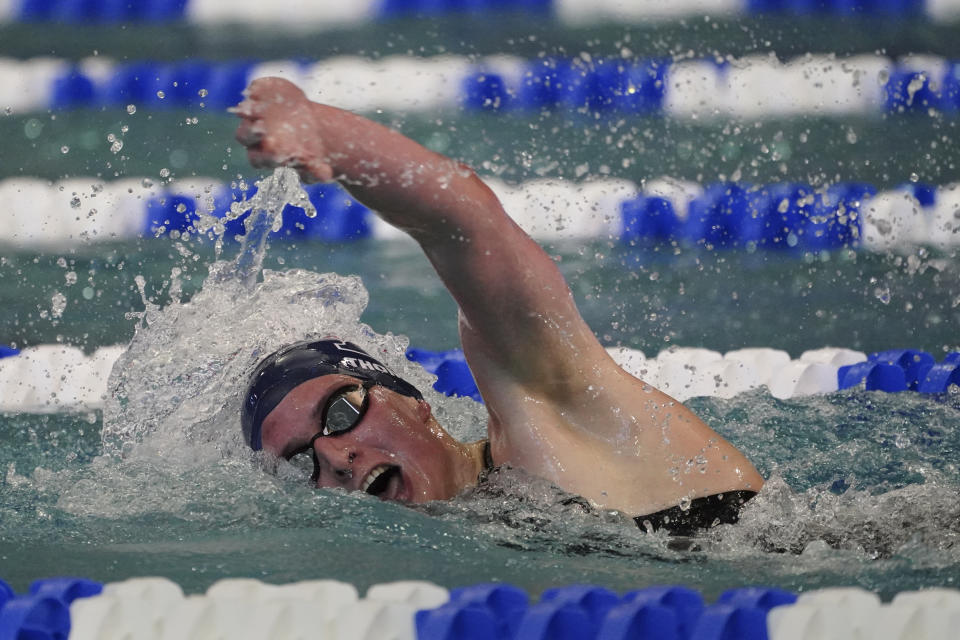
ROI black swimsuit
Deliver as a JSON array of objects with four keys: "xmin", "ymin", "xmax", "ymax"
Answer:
[
  {"xmin": 479, "ymin": 440, "xmax": 755, "ymax": 536},
  {"xmin": 633, "ymin": 490, "xmax": 757, "ymax": 536}
]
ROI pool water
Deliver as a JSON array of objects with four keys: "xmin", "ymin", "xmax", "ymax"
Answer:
[
  {"xmin": 1, "ymin": 218, "xmax": 958, "ymax": 599},
  {"xmin": 4, "ymin": 235, "xmax": 959, "ymax": 357},
  {"xmin": 2, "ymin": 368, "xmax": 958, "ymax": 600}
]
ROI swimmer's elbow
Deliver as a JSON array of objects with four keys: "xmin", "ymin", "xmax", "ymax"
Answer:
[{"xmin": 740, "ymin": 462, "xmax": 765, "ymax": 493}]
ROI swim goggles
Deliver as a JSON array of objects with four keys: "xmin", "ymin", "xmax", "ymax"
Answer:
[{"xmin": 287, "ymin": 383, "xmax": 370, "ymax": 480}]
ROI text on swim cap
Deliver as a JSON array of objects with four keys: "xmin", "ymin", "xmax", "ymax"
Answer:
[{"xmin": 339, "ymin": 357, "xmax": 393, "ymax": 375}]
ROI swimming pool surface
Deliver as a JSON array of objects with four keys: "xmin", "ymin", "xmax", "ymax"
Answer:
[
  {"xmin": 1, "ymin": 235, "xmax": 958, "ymax": 600},
  {"xmin": 1, "ymin": 3, "xmax": 959, "ymax": 618}
]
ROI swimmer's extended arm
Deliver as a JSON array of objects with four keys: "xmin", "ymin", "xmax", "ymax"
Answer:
[
  {"xmin": 234, "ymin": 77, "xmax": 611, "ymax": 396},
  {"xmin": 236, "ymin": 78, "xmax": 766, "ymax": 507}
]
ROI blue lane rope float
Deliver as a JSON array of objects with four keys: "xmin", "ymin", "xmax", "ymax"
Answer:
[
  {"xmin": 379, "ymin": 0, "xmax": 553, "ymax": 20},
  {"xmin": 90, "ymin": 60, "xmax": 253, "ymax": 111},
  {"xmin": 461, "ymin": 57, "xmax": 669, "ymax": 114},
  {"xmin": 1, "ymin": 174, "xmax": 956, "ymax": 251},
  {"xmin": 14, "ymin": 0, "xmax": 188, "ymax": 23},
  {"xmin": 622, "ymin": 181, "xmax": 892, "ymax": 252},
  {"xmin": 0, "ymin": 579, "xmax": 13, "ymax": 610},
  {"xmin": 2, "ymin": 575, "xmax": 959, "ymax": 639},
  {"xmin": 139, "ymin": 180, "xmax": 373, "ymax": 242},
  {"xmin": 745, "ymin": 0, "xmax": 924, "ymax": 18},
  {"xmin": 410, "ymin": 348, "xmax": 960, "ymax": 401},
  {"xmin": 0, "ymin": 344, "xmax": 958, "ymax": 414},
  {"xmin": 406, "ymin": 348, "xmax": 483, "ymax": 402},
  {"xmin": 837, "ymin": 349, "xmax": 960, "ymax": 394},
  {"xmin": 0, "ymin": 345, "xmax": 20, "ymax": 359},
  {"xmin": 29, "ymin": 577, "xmax": 103, "ymax": 605},
  {"xmin": 0, "ymin": 0, "xmax": 941, "ymax": 24},
  {"xmin": 0, "ymin": 577, "xmax": 102, "ymax": 640}
]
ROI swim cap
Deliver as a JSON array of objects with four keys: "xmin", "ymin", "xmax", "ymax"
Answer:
[{"xmin": 242, "ymin": 338, "xmax": 422, "ymax": 450}]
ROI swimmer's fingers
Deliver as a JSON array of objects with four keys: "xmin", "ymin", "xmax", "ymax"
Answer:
[
  {"xmin": 230, "ymin": 95, "xmax": 270, "ymax": 121},
  {"xmin": 235, "ymin": 120, "xmax": 264, "ymax": 147},
  {"xmin": 232, "ymin": 77, "xmax": 332, "ymax": 181},
  {"xmin": 246, "ymin": 149, "xmax": 277, "ymax": 170},
  {"xmin": 234, "ymin": 77, "xmax": 308, "ymax": 114},
  {"xmin": 248, "ymin": 76, "xmax": 305, "ymax": 99}
]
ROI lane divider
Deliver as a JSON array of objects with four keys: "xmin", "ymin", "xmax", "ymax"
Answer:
[
  {"xmin": 1, "ymin": 53, "xmax": 958, "ymax": 119},
  {"xmin": 0, "ymin": 0, "xmax": 951, "ymax": 25},
  {"xmin": 0, "ymin": 175, "xmax": 957, "ymax": 251},
  {"xmin": 1, "ymin": 575, "xmax": 958, "ymax": 639},
  {"xmin": 0, "ymin": 344, "xmax": 125, "ymax": 413},
  {"xmin": 411, "ymin": 345, "xmax": 960, "ymax": 402},
  {"xmin": 2, "ymin": 343, "xmax": 957, "ymax": 414}
]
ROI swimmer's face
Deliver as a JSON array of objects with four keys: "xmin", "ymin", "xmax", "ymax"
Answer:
[{"xmin": 260, "ymin": 375, "xmax": 466, "ymax": 503}]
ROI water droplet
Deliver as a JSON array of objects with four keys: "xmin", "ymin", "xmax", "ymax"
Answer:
[
  {"xmin": 82, "ymin": 287, "xmax": 95, "ymax": 300},
  {"xmin": 126, "ymin": 104, "xmax": 137, "ymax": 114},
  {"xmin": 23, "ymin": 118, "xmax": 43, "ymax": 139},
  {"xmin": 874, "ymin": 286, "xmax": 891, "ymax": 305},
  {"xmin": 156, "ymin": 90, "xmax": 165, "ymax": 99},
  {"xmin": 906, "ymin": 74, "xmax": 926, "ymax": 102},
  {"xmin": 50, "ymin": 291, "xmax": 67, "ymax": 319},
  {"xmin": 110, "ymin": 140, "xmax": 123, "ymax": 154},
  {"xmin": 60, "ymin": 145, "xmax": 70, "ymax": 154},
  {"xmin": 909, "ymin": 172, "xmax": 919, "ymax": 183},
  {"xmin": 198, "ymin": 88, "xmax": 208, "ymax": 97}
]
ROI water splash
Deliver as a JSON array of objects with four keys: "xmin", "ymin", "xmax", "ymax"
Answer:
[
  {"xmin": 193, "ymin": 167, "xmax": 316, "ymax": 269},
  {"xmin": 231, "ymin": 167, "xmax": 315, "ymax": 290},
  {"xmin": 102, "ymin": 168, "xmax": 485, "ymax": 461}
]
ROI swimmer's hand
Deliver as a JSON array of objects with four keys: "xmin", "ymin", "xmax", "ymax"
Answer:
[{"xmin": 232, "ymin": 77, "xmax": 334, "ymax": 184}]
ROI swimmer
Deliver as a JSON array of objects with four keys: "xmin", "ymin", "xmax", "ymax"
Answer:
[{"xmin": 234, "ymin": 77, "xmax": 764, "ymax": 535}]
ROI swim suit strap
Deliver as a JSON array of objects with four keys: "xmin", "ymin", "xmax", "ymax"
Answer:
[{"xmin": 482, "ymin": 439, "xmax": 494, "ymax": 471}]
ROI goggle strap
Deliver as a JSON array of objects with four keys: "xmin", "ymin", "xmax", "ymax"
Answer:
[{"xmin": 308, "ymin": 431, "xmax": 324, "ymax": 481}]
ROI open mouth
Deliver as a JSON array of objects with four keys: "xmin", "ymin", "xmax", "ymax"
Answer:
[{"xmin": 361, "ymin": 464, "xmax": 401, "ymax": 499}]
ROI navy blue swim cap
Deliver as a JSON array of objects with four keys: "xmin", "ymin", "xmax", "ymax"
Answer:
[{"xmin": 242, "ymin": 338, "xmax": 422, "ymax": 450}]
